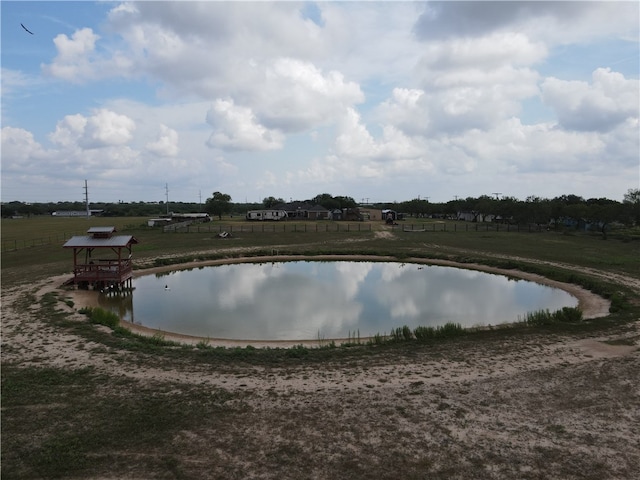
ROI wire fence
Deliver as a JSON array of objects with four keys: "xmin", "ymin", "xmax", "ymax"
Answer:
[
  {"xmin": 164, "ymin": 222, "xmax": 374, "ymax": 234},
  {"xmin": 1, "ymin": 221, "xmax": 547, "ymax": 252},
  {"xmin": 1, "ymin": 232, "xmax": 82, "ymax": 253},
  {"xmin": 396, "ymin": 223, "xmax": 546, "ymax": 233}
]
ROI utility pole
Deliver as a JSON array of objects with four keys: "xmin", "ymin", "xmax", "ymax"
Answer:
[
  {"xmin": 492, "ymin": 192, "xmax": 502, "ymax": 200},
  {"xmin": 84, "ymin": 179, "xmax": 90, "ymax": 219},
  {"xmin": 165, "ymin": 183, "xmax": 169, "ymax": 215}
]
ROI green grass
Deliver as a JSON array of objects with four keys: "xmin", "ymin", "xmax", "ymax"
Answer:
[
  {"xmin": 3, "ymin": 216, "xmax": 639, "ymax": 276},
  {"xmin": 1, "ymin": 365, "xmax": 235, "ymax": 479}
]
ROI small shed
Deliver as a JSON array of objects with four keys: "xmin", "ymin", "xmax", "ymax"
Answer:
[
  {"xmin": 382, "ymin": 209, "xmax": 398, "ymax": 222},
  {"xmin": 63, "ymin": 227, "xmax": 138, "ymax": 292}
]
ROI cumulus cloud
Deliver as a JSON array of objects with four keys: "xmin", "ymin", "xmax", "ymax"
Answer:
[
  {"xmin": 376, "ymin": 88, "xmax": 428, "ymax": 136},
  {"xmin": 206, "ymin": 98, "xmax": 284, "ymax": 152},
  {"xmin": 413, "ymin": 2, "xmax": 637, "ymax": 43},
  {"xmin": 256, "ymin": 58, "xmax": 364, "ymax": 132},
  {"xmin": 42, "ymin": 28, "xmax": 100, "ymax": 81},
  {"xmin": 415, "ymin": 2, "xmax": 571, "ymax": 39},
  {"xmin": 2, "ymin": 1, "xmax": 637, "ymax": 203},
  {"xmin": 541, "ymin": 68, "xmax": 639, "ymax": 132},
  {"xmin": 407, "ymin": 33, "xmax": 542, "ymax": 134},
  {"xmin": 332, "ymin": 108, "xmax": 428, "ymax": 169},
  {"xmin": 50, "ymin": 109, "xmax": 136, "ymax": 149},
  {"xmin": 1, "ymin": 127, "xmax": 51, "ymax": 170},
  {"xmin": 146, "ymin": 124, "xmax": 179, "ymax": 157}
]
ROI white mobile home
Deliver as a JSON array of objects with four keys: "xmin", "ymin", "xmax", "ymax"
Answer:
[{"xmin": 246, "ymin": 210, "xmax": 288, "ymax": 221}]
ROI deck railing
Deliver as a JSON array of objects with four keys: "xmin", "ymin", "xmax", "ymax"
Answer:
[{"xmin": 73, "ymin": 260, "xmax": 133, "ymax": 283}]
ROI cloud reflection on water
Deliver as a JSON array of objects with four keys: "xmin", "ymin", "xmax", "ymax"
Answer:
[{"xmin": 110, "ymin": 261, "xmax": 577, "ymax": 340}]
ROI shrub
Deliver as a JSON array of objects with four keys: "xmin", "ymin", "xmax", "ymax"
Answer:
[
  {"xmin": 437, "ymin": 322, "xmax": 464, "ymax": 337},
  {"xmin": 522, "ymin": 309, "xmax": 555, "ymax": 326},
  {"xmin": 81, "ymin": 306, "xmax": 120, "ymax": 329},
  {"xmin": 609, "ymin": 292, "xmax": 627, "ymax": 313},
  {"xmin": 414, "ymin": 325, "xmax": 435, "ymax": 341},
  {"xmin": 390, "ymin": 327, "xmax": 405, "ymax": 342},
  {"xmin": 522, "ymin": 306, "xmax": 583, "ymax": 325},
  {"xmin": 553, "ymin": 306, "xmax": 583, "ymax": 323},
  {"xmin": 368, "ymin": 333, "xmax": 386, "ymax": 346},
  {"xmin": 285, "ymin": 344, "xmax": 309, "ymax": 358},
  {"xmin": 401, "ymin": 325, "xmax": 413, "ymax": 341}
]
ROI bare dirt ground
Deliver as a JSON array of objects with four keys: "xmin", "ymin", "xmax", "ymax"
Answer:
[{"xmin": 2, "ymin": 252, "xmax": 639, "ymax": 479}]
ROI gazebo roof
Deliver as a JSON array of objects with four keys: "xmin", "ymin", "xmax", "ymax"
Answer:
[
  {"xmin": 63, "ymin": 235, "xmax": 138, "ymax": 249},
  {"xmin": 87, "ymin": 226, "xmax": 117, "ymax": 235}
]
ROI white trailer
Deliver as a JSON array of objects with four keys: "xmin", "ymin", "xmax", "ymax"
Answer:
[{"xmin": 246, "ymin": 210, "xmax": 288, "ymax": 221}]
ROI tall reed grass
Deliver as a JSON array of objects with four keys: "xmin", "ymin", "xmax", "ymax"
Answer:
[{"xmin": 519, "ymin": 306, "xmax": 583, "ymax": 326}]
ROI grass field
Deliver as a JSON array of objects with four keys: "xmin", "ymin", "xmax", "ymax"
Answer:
[
  {"xmin": 2, "ymin": 216, "xmax": 639, "ymax": 479},
  {"xmin": 3, "ymin": 215, "xmax": 639, "ymax": 276}
]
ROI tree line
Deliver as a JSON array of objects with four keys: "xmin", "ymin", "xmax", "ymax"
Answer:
[
  {"xmin": 3, "ymin": 190, "xmax": 638, "ymax": 234},
  {"xmin": 395, "ymin": 190, "xmax": 639, "ymax": 236}
]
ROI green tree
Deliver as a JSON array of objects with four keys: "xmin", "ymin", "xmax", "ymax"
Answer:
[
  {"xmin": 205, "ymin": 192, "xmax": 232, "ymax": 220},
  {"xmin": 312, "ymin": 193, "xmax": 340, "ymax": 210},
  {"xmin": 334, "ymin": 196, "xmax": 357, "ymax": 209},
  {"xmin": 586, "ymin": 198, "xmax": 623, "ymax": 239},
  {"xmin": 263, "ymin": 196, "xmax": 285, "ymax": 208},
  {"xmin": 623, "ymin": 188, "xmax": 640, "ymax": 226}
]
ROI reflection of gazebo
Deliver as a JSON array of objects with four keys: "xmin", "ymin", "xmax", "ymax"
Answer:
[{"xmin": 63, "ymin": 227, "xmax": 138, "ymax": 292}]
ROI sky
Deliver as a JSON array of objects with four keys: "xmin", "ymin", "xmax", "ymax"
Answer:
[{"xmin": 1, "ymin": 1, "xmax": 639, "ymax": 205}]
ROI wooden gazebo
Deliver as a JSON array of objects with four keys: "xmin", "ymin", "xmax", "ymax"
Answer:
[{"xmin": 63, "ymin": 227, "xmax": 138, "ymax": 292}]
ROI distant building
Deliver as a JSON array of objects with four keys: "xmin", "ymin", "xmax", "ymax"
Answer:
[
  {"xmin": 246, "ymin": 210, "xmax": 288, "ymax": 221},
  {"xmin": 272, "ymin": 202, "xmax": 330, "ymax": 220},
  {"xmin": 147, "ymin": 218, "xmax": 172, "ymax": 227},
  {"xmin": 52, "ymin": 209, "xmax": 104, "ymax": 217},
  {"xmin": 358, "ymin": 208, "xmax": 382, "ymax": 221},
  {"xmin": 148, "ymin": 212, "xmax": 210, "ymax": 228}
]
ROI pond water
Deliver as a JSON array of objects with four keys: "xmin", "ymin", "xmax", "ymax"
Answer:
[{"xmin": 101, "ymin": 261, "xmax": 578, "ymax": 341}]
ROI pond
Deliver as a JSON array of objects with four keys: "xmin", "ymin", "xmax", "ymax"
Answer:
[{"xmin": 100, "ymin": 261, "xmax": 578, "ymax": 341}]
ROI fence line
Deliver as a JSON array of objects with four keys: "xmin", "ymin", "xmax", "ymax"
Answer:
[
  {"xmin": 397, "ymin": 223, "xmax": 546, "ymax": 233},
  {"xmin": 2, "ymin": 222, "xmax": 548, "ymax": 252},
  {"xmin": 165, "ymin": 222, "xmax": 374, "ymax": 234},
  {"xmin": 1, "ymin": 232, "xmax": 80, "ymax": 253}
]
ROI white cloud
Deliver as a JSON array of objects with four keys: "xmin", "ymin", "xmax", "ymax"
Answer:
[
  {"xmin": 50, "ymin": 109, "xmax": 136, "ymax": 149},
  {"xmin": 414, "ymin": 2, "xmax": 638, "ymax": 45},
  {"xmin": 2, "ymin": 1, "xmax": 638, "ymax": 203},
  {"xmin": 376, "ymin": 88, "xmax": 428, "ymax": 136},
  {"xmin": 1, "ymin": 127, "xmax": 51, "ymax": 171},
  {"xmin": 206, "ymin": 98, "xmax": 284, "ymax": 152},
  {"xmin": 541, "ymin": 68, "xmax": 639, "ymax": 132},
  {"xmin": 410, "ymin": 33, "xmax": 542, "ymax": 133},
  {"xmin": 146, "ymin": 124, "xmax": 179, "ymax": 157},
  {"xmin": 43, "ymin": 28, "xmax": 100, "ymax": 81},
  {"xmin": 0, "ymin": 68, "xmax": 43, "ymax": 98},
  {"xmin": 256, "ymin": 58, "xmax": 364, "ymax": 132},
  {"xmin": 422, "ymin": 33, "xmax": 547, "ymax": 70}
]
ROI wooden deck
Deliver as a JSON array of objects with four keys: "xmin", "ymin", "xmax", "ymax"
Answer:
[{"xmin": 71, "ymin": 260, "xmax": 133, "ymax": 285}]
